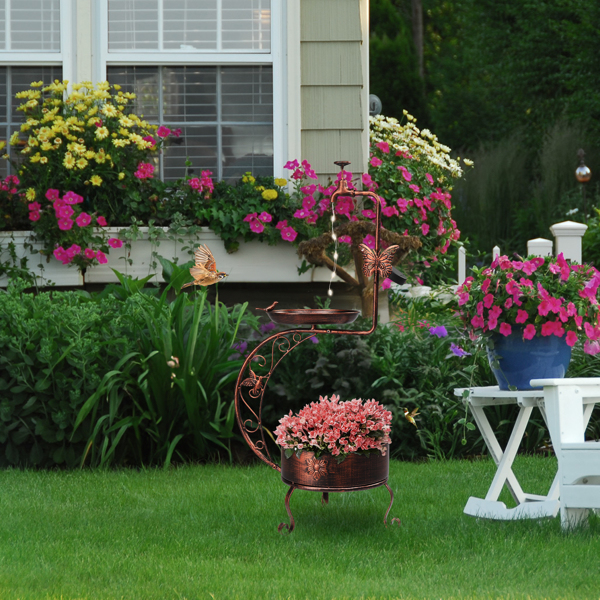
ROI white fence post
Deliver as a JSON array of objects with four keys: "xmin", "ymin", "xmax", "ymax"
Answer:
[
  {"xmin": 458, "ymin": 246, "xmax": 466, "ymax": 284},
  {"xmin": 527, "ymin": 238, "xmax": 553, "ymax": 257},
  {"xmin": 549, "ymin": 221, "xmax": 588, "ymax": 263},
  {"xmin": 492, "ymin": 245, "xmax": 500, "ymax": 259}
]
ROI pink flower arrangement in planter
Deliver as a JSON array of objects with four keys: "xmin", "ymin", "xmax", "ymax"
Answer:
[
  {"xmin": 275, "ymin": 394, "xmax": 392, "ymax": 463},
  {"xmin": 456, "ymin": 253, "xmax": 600, "ymax": 354}
]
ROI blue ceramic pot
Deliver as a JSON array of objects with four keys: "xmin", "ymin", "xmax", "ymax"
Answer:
[{"xmin": 486, "ymin": 331, "xmax": 572, "ymax": 391}]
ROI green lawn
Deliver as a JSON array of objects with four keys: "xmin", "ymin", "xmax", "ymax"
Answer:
[{"xmin": 1, "ymin": 457, "xmax": 599, "ymax": 600}]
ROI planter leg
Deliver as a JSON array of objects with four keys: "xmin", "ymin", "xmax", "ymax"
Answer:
[
  {"xmin": 321, "ymin": 492, "xmax": 329, "ymax": 505},
  {"xmin": 384, "ymin": 483, "xmax": 401, "ymax": 527},
  {"xmin": 278, "ymin": 485, "xmax": 297, "ymax": 534}
]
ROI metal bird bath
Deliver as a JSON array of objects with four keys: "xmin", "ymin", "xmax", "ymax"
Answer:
[{"xmin": 234, "ymin": 161, "xmax": 401, "ymax": 533}]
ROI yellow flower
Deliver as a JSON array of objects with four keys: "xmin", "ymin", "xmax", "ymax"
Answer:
[
  {"xmin": 95, "ymin": 126, "xmax": 109, "ymax": 140},
  {"xmin": 274, "ymin": 178, "xmax": 287, "ymax": 186},
  {"xmin": 118, "ymin": 172, "xmax": 125, "ymax": 180},
  {"xmin": 0, "ymin": 141, "xmax": 6, "ymax": 151},
  {"xmin": 101, "ymin": 104, "xmax": 118, "ymax": 118},
  {"xmin": 90, "ymin": 175, "xmax": 103, "ymax": 186},
  {"xmin": 25, "ymin": 188, "xmax": 36, "ymax": 201},
  {"xmin": 242, "ymin": 173, "xmax": 255, "ymax": 184},
  {"xmin": 463, "ymin": 158, "xmax": 474, "ymax": 167},
  {"xmin": 30, "ymin": 153, "xmax": 41, "ymax": 163},
  {"xmin": 40, "ymin": 142, "xmax": 53, "ymax": 151},
  {"xmin": 40, "ymin": 156, "xmax": 48, "ymax": 164},
  {"xmin": 76, "ymin": 158, "xmax": 88, "ymax": 170},
  {"xmin": 9, "ymin": 132, "xmax": 20, "ymax": 146},
  {"xmin": 95, "ymin": 150, "xmax": 107, "ymax": 164},
  {"xmin": 63, "ymin": 153, "xmax": 75, "ymax": 169},
  {"xmin": 54, "ymin": 137, "xmax": 62, "ymax": 145},
  {"xmin": 262, "ymin": 189, "xmax": 278, "ymax": 201},
  {"xmin": 255, "ymin": 186, "xmax": 265, "ymax": 192},
  {"xmin": 20, "ymin": 124, "xmax": 30, "ymax": 132},
  {"xmin": 112, "ymin": 139, "xmax": 129, "ymax": 148},
  {"xmin": 119, "ymin": 116, "xmax": 134, "ymax": 127},
  {"xmin": 30, "ymin": 81, "xmax": 44, "ymax": 88}
]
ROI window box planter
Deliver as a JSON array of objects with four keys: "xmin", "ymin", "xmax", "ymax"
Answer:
[{"xmin": 0, "ymin": 228, "xmax": 338, "ymax": 287}]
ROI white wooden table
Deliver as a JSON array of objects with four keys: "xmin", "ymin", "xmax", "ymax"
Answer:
[{"xmin": 455, "ymin": 386, "xmax": 561, "ymax": 520}]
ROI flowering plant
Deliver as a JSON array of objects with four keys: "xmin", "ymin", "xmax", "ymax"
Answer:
[
  {"xmin": 274, "ymin": 394, "xmax": 392, "ymax": 463},
  {"xmin": 456, "ymin": 253, "xmax": 600, "ymax": 354},
  {"xmin": 4, "ymin": 80, "xmax": 184, "ymax": 268},
  {"xmin": 367, "ymin": 113, "xmax": 473, "ymax": 281}
]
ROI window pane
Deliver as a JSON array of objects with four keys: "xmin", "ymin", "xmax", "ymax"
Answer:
[
  {"xmin": 163, "ymin": 0, "xmax": 217, "ymax": 51},
  {"xmin": 11, "ymin": 0, "xmax": 60, "ymax": 52},
  {"xmin": 162, "ymin": 67, "xmax": 216, "ymax": 122},
  {"xmin": 0, "ymin": 67, "xmax": 63, "ymax": 177},
  {"xmin": 0, "ymin": 0, "xmax": 5, "ymax": 50},
  {"xmin": 222, "ymin": 0, "xmax": 270, "ymax": 51},
  {"xmin": 163, "ymin": 125, "xmax": 218, "ymax": 181},
  {"xmin": 105, "ymin": 66, "xmax": 160, "ymax": 121},
  {"xmin": 222, "ymin": 124, "xmax": 272, "ymax": 182},
  {"xmin": 108, "ymin": 0, "xmax": 158, "ymax": 51},
  {"xmin": 221, "ymin": 66, "xmax": 272, "ymax": 122}
]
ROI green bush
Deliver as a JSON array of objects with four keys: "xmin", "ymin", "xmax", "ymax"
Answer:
[{"xmin": 0, "ymin": 273, "xmax": 258, "ymax": 468}]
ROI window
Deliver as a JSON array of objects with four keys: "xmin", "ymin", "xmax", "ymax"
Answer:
[
  {"xmin": 102, "ymin": 0, "xmax": 275, "ymax": 182},
  {"xmin": 0, "ymin": 0, "xmax": 61, "ymax": 53}
]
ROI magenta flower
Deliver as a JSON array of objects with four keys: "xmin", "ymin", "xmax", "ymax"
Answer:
[
  {"xmin": 425, "ymin": 173, "xmax": 434, "ymax": 185},
  {"xmin": 302, "ymin": 196, "xmax": 316, "ymax": 210},
  {"xmin": 301, "ymin": 159, "xmax": 318, "ymax": 180},
  {"xmin": 250, "ymin": 220, "xmax": 264, "ymax": 233},
  {"xmin": 421, "ymin": 223, "xmax": 430, "ymax": 236},
  {"xmin": 29, "ymin": 211, "xmax": 40, "ymax": 221},
  {"xmin": 75, "ymin": 212, "xmax": 92, "ymax": 227},
  {"xmin": 45, "ymin": 189, "xmax": 60, "ymax": 201},
  {"xmin": 362, "ymin": 234, "xmax": 376, "ymax": 249},
  {"xmin": 143, "ymin": 135, "xmax": 156, "ymax": 147},
  {"xmin": 66, "ymin": 244, "xmax": 81, "ymax": 258},
  {"xmin": 409, "ymin": 184, "xmax": 421, "ymax": 194},
  {"xmin": 370, "ymin": 156, "xmax": 382, "ymax": 168},
  {"xmin": 397, "ymin": 198, "xmax": 408, "ymax": 213},
  {"xmin": 398, "ymin": 166, "xmax": 412, "ymax": 182},
  {"xmin": 84, "ymin": 248, "xmax": 97, "ymax": 259},
  {"xmin": 362, "ymin": 173, "xmax": 376, "ymax": 189},
  {"xmin": 258, "ymin": 212, "xmax": 272, "ymax": 223},
  {"xmin": 523, "ymin": 324, "xmax": 537, "ymax": 340},
  {"xmin": 362, "ymin": 209, "xmax": 376, "ymax": 220},
  {"xmin": 108, "ymin": 237, "xmax": 123, "ymax": 249},
  {"xmin": 284, "ymin": 159, "xmax": 300, "ymax": 170},
  {"xmin": 375, "ymin": 141, "xmax": 390, "ymax": 153},
  {"xmin": 280, "ymin": 226, "xmax": 297, "ymax": 242},
  {"xmin": 134, "ymin": 162, "xmax": 154, "ymax": 179},
  {"xmin": 62, "ymin": 191, "xmax": 84, "ymax": 204},
  {"xmin": 56, "ymin": 205, "xmax": 75, "ymax": 219},
  {"xmin": 515, "ymin": 309, "xmax": 529, "ymax": 324},
  {"xmin": 97, "ymin": 216, "xmax": 107, "ymax": 227},
  {"xmin": 96, "ymin": 251, "xmax": 108, "ymax": 264},
  {"xmin": 28, "ymin": 202, "xmax": 41, "ymax": 211},
  {"xmin": 499, "ymin": 323, "xmax": 512, "ymax": 336},
  {"xmin": 53, "ymin": 247, "xmax": 71, "ymax": 265},
  {"xmin": 58, "ymin": 218, "xmax": 73, "ymax": 231},
  {"xmin": 380, "ymin": 278, "xmax": 392, "ymax": 290},
  {"xmin": 276, "ymin": 220, "xmax": 287, "ymax": 230},
  {"xmin": 156, "ymin": 125, "xmax": 171, "ymax": 138},
  {"xmin": 339, "ymin": 235, "xmax": 352, "ymax": 244},
  {"xmin": 566, "ymin": 330, "xmax": 578, "ymax": 347}
]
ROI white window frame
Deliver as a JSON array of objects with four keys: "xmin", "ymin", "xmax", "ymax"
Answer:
[{"xmin": 93, "ymin": 0, "xmax": 285, "ymax": 179}]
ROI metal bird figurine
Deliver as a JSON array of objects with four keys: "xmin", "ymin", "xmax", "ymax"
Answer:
[{"xmin": 181, "ymin": 244, "xmax": 228, "ymax": 288}]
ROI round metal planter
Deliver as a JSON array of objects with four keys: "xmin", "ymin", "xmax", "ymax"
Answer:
[{"xmin": 281, "ymin": 448, "xmax": 389, "ymax": 491}]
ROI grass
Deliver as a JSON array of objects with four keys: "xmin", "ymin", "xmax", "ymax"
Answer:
[{"xmin": 1, "ymin": 457, "xmax": 600, "ymax": 600}]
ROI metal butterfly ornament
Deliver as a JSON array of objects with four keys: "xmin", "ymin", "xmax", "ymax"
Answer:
[
  {"xmin": 181, "ymin": 244, "xmax": 228, "ymax": 288},
  {"xmin": 359, "ymin": 244, "xmax": 400, "ymax": 279}
]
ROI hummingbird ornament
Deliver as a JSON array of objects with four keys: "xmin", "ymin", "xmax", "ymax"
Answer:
[{"xmin": 181, "ymin": 244, "xmax": 228, "ymax": 288}]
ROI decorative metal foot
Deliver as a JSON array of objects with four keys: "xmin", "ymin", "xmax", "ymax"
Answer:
[
  {"xmin": 321, "ymin": 492, "xmax": 329, "ymax": 505},
  {"xmin": 384, "ymin": 483, "xmax": 400, "ymax": 527},
  {"xmin": 278, "ymin": 485, "xmax": 296, "ymax": 534}
]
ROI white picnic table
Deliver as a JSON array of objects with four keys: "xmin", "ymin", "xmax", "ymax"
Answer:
[{"xmin": 456, "ymin": 380, "xmax": 600, "ymax": 524}]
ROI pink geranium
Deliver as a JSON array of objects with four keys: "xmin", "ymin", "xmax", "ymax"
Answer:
[{"xmin": 274, "ymin": 394, "xmax": 392, "ymax": 461}]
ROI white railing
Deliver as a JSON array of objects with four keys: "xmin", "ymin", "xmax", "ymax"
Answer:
[{"xmin": 457, "ymin": 220, "xmax": 588, "ymax": 285}]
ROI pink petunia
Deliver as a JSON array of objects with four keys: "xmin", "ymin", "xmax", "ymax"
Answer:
[
  {"xmin": 66, "ymin": 244, "xmax": 81, "ymax": 258},
  {"xmin": 515, "ymin": 309, "xmax": 529, "ymax": 324},
  {"xmin": 382, "ymin": 206, "xmax": 399, "ymax": 217},
  {"xmin": 56, "ymin": 205, "xmax": 75, "ymax": 219},
  {"xmin": 276, "ymin": 220, "xmax": 287, "ymax": 230},
  {"xmin": 156, "ymin": 125, "xmax": 171, "ymax": 138},
  {"xmin": 143, "ymin": 135, "xmax": 156, "ymax": 147},
  {"xmin": 96, "ymin": 251, "xmax": 108, "ymax": 264},
  {"xmin": 249, "ymin": 220, "xmax": 264, "ymax": 234},
  {"xmin": 29, "ymin": 211, "xmax": 40, "ymax": 221},
  {"xmin": 108, "ymin": 237, "xmax": 123, "ymax": 249},
  {"xmin": 421, "ymin": 223, "xmax": 430, "ymax": 236},
  {"xmin": 566, "ymin": 330, "xmax": 578, "ymax": 347},
  {"xmin": 339, "ymin": 235, "xmax": 352, "ymax": 244},
  {"xmin": 375, "ymin": 141, "xmax": 390, "ymax": 153},
  {"xmin": 280, "ymin": 226, "xmax": 297, "ymax": 242},
  {"xmin": 425, "ymin": 173, "xmax": 434, "ymax": 185},
  {"xmin": 75, "ymin": 212, "xmax": 92, "ymax": 227},
  {"xmin": 398, "ymin": 166, "xmax": 412, "ymax": 182},
  {"xmin": 523, "ymin": 324, "xmax": 537, "ymax": 340},
  {"xmin": 258, "ymin": 211, "xmax": 272, "ymax": 223},
  {"xmin": 370, "ymin": 157, "xmax": 382, "ymax": 167},
  {"xmin": 362, "ymin": 234, "xmax": 376, "ymax": 249},
  {"xmin": 45, "ymin": 189, "xmax": 61, "ymax": 201},
  {"xmin": 409, "ymin": 184, "xmax": 421, "ymax": 194},
  {"xmin": 284, "ymin": 159, "xmax": 300, "ymax": 170},
  {"xmin": 97, "ymin": 216, "xmax": 107, "ymax": 227},
  {"xmin": 499, "ymin": 323, "xmax": 512, "ymax": 336},
  {"xmin": 62, "ymin": 191, "xmax": 84, "ymax": 205},
  {"xmin": 28, "ymin": 202, "xmax": 41, "ymax": 212},
  {"xmin": 84, "ymin": 248, "xmax": 97, "ymax": 259},
  {"xmin": 53, "ymin": 246, "xmax": 71, "ymax": 265},
  {"xmin": 58, "ymin": 218, "xmax": 73, "ymax": 231}
]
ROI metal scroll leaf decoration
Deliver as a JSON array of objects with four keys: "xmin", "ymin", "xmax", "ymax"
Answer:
[{"xmin": 359, "ymin": 244, "xmax": 400, "ymax": 279}]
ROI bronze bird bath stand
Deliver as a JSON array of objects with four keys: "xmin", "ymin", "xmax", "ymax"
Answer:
[{"xmin": 234, "ymin": 161, "xmax": 403, "ymax": 533}]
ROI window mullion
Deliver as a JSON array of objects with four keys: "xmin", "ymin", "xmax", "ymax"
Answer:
[
  {"xmin": 158, "ymin": 66, "xmax": 164, "ymax": 179},
  {"xmin": 157, "ymin": 0, "xmax": 163, "ymax": 53},
  {"xmin": 216, "ymin": 65, "xmax": 222, "ymax": 181},
  {"xmin": 6, "ymin": 0, "xmax": 10, "ymax": 51}
]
